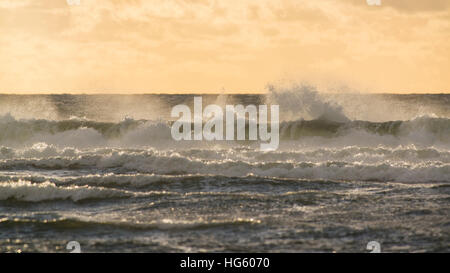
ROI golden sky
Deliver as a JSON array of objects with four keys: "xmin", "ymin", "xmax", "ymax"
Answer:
[{"xmin": 0, "ymin": 0, "xmax": 449, "ymax": 93}]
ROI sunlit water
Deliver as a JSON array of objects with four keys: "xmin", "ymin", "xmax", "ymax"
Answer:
[{"xmin": 0, "ymin": 92, "xmax": 449, "ymax": 252}]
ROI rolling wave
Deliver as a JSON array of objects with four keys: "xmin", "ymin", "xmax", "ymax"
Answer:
[
  {"xmin": 0, "ymin": 114, "xmax": 449, "ymax": 146},
  {"xmin": 0, "ymin": 215, "xmax": 261, "ymax": 231},
  {"xmin": 0, "ymin": 180, "xmax": 132, "ymax": 202},
  {"xmin": 280, "ymin": 116, "xmax": 450, "ymax": 141},
  {"xmin": 1, "ymin": 93, "xmax": 449, "ymax": 253},
  {"xmin": 0, "ymin": 149, "xmax": 448, "ymax": 182}
]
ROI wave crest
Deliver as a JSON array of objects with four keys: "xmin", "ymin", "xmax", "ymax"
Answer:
[{"xmin": 0, "ymin": 180, "xmax": 131, "ymax": 202}]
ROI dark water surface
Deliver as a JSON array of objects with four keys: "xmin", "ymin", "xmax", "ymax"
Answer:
[{"xmin": 0, "ymin": 92, "xmax": 449, "ymax": 252}]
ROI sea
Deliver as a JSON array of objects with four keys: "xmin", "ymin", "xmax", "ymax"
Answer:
[{"xmin": 0, "ymin": 87, "xmax": 449, "ymax": 252}]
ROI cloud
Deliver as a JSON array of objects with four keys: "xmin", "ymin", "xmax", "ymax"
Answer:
[
  {"xmin": 0, "ymin": 0, "xmax": 449, "ymax": 93},
  {"xmin": 345, "ymin": 0, "xmax": 450, "ymax": 13},
  {"xmin": 0, "ymin": 0, "xmax": 31, "ymax": 8}
]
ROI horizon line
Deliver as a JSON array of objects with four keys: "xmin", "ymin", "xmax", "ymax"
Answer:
[{"xmin": 0, "ymin": 91, "xmax": 449, "ymax": 95}]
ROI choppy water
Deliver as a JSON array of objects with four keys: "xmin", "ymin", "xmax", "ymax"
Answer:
[{"xmin": 0, "ymin": 89, "xmax": 449, "ymax": 252}]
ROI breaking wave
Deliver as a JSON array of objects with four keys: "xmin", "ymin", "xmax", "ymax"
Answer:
[
  {"xmin": 0, "ymin": 114, "xmax": 449, "ymax": 147},
  {"xmin": 0, "ymin": 180, "xmax": 132, "ymax": 202},
  {"xmin": 0, "ymin": 90, "xmax": 448, "ymax": 184},
  {"xmin": 0, "ymin": 149, "xmax": 449, "ymax": 182}
]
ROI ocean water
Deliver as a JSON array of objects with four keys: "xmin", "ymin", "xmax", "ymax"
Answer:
[{"xmin": 0, "ymin": 89, "xmax": 449, "ymax": 252}]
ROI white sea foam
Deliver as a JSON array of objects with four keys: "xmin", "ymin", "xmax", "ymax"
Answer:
[
  {"xmin": 1, "ymin": 149, "xmax": 448, "ymax": 182},
  {"xmin": 0, "ymin": 111, "xmax": 449, "ymax": 149},
  {"xmin": 0, "ymin": 180, "xmax": 132, "ymax": 202},
  {"xmin": 0, "ymin": 91, "xmax": 448, "ymax": 185}
]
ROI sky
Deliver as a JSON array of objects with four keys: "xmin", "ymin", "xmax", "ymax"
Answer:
[{"xmin": 0, "ymin": 0, "xmax": 449, "ymax": 94}]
